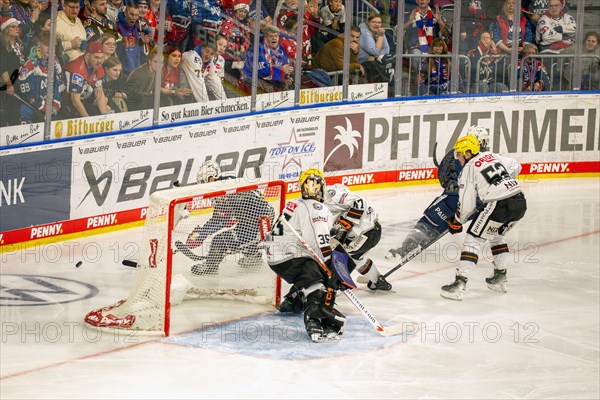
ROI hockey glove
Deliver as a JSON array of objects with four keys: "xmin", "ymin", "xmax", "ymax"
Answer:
[
  {"xmin": 331, "ymin": 217, "xmax": 353, "ymax": 243},
  {"xmin": 447, "ymin": 218, "xmax": 463, "ymax": 234}
]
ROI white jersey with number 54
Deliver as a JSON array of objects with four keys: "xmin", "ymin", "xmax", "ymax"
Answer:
[
  {"xmin": 267, "ymin": 198, "xmax": 334, "ymax": 265},
  {"xmin": 456, "ymin": 151, "xmax": 522, "ymax": 224}
]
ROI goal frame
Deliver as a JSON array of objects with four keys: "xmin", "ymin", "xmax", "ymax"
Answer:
[{"xmin": 85, "ymin": 179, "xmax": 285, "ymax": 337}]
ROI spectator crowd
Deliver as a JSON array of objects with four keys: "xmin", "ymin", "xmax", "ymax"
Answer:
[{"xmin": 0, "ymin": 0, "xmax": 598, "ymax": 127}]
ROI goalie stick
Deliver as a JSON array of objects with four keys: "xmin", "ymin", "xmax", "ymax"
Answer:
[{"xmin": 279, "ymin": 216, "xmax": 405, "ymax": 337}]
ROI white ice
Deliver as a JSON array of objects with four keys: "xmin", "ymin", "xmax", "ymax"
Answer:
[{"xmin": 1, "ymin": 178, "xmax": 598, "ymax": 399}]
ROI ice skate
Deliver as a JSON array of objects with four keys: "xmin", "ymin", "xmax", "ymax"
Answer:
[
  {"xmin": 441, "ymin": 271, "xmax": 468, "ymax": 301},
  {"xmin": 238, "ymin": 254, "xmax": 263, "ymax": 269},
  {"xmin": 367, "ymin": 275, "xmax": 392, "ymax": 291},
  {"xmin": 278, "ymin": 286, "xmax": 304, "ymax": 314},
  {"xmin": 486, "ymin": 269, "xmax": 507, "ymax": 293}
]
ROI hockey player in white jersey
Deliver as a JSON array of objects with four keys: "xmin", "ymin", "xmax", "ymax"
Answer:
[
  {"xmin": 267, "ymin": 168, "xmax": 346, "ymax": 342},
  {"xmin": 441, "ymin": 135, "xmax": 527, "ymax": 300},
  {"xmin": 324, "ymin": 184, "xmax": 391, "ymax": 291}
]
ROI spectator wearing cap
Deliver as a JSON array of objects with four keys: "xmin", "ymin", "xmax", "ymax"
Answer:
[
  {"xmin": 64, "ymin": 40, "xmax": 112, "ymax": 117},
  {"xmin": 56, "ymin": 0, "xmax": 88, "ymax": 62},
  {"xmin": 1, "ymin": 17, "xmax": 26, "ymax": 126},
  {"xmin": 17, "ymin": 30, "xmax": 65, "ymax": 123},
  {"xmin": 219, "ymin": 0, "xmax": 252, "ymax": 60}
]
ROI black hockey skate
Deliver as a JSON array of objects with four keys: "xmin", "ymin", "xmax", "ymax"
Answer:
[
  {"xmin": 440, "ymin": 271, "xmax": 468, "ymax": 301},
  {"xmin": 303, "ymin": 289, "xmax": 345, "ymax": 343},
  {"xmin": 367, "ymin": 275, "xmax": 392, "ymax": 291},
  {"xmin": 485, "ymin": 269, "xmax": 507, "ymax": 293},
  {"xmin": 278, "ymin": 286, "xmax": 304, "ymax": 314}
]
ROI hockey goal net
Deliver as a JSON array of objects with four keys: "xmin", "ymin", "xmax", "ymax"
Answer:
[{"xmin": 84, "ymin": 179, "xmax": 285, "ymax": 336}]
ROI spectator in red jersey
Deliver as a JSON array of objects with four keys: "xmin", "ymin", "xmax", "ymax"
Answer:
[
  {"xmin": 219, "ymin": 0, "xmax": 252, "ymax": 60},
  {"xmin": 145, "ymin": 0, "xmax": 176, "ymax": 46},
  {"xmin": 64, "ymin": 40, "xmax": 112, "ymax": 117},
  {"xmin": 275, "ymin": 0, "xmax": 317, "ymax": 66},
  {"xmin": 160, "ymin": 46, "xmax": 192, "ymax": 106}
]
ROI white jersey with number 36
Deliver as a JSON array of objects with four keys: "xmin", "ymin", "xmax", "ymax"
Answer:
[
  {"xmin": 456, "ymin": 151, "xmax": 522, "ymax": 224},
  {"xmin": 267, "ymin": 198, "xmax": 333, "ymax": 265}
]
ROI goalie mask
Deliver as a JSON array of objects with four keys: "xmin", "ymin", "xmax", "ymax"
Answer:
[
  {"xmin": 465, "ymin": 125, "xmax": 489, "ymax": 151},
  {"xmin": 196, "ymin": 160, "xmax": 222, "ymax": 184},
  {"xmin": 299, "ymin": 168, "xmax": 325, "ymax": 202}
]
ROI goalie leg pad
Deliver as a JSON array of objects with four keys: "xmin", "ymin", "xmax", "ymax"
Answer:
[
  {"xmin": 278, "ymin": 285, "xmax": 305, "ymax": 313},
  {"xmin": 303, "ymin": 288, "xmax": 346, "ymax": 341}
]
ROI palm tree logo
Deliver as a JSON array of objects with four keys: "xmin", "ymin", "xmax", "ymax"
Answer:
[{"xmin": 324, "ymin": 117, "xmax": 362, "ymax": 169}]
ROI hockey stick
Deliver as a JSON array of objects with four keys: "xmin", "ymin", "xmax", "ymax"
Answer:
[
  {"xmin": 279, "ymin": 216, "xmax": 404, "ymax": 337},
  {"xmin": 382, "ymin": 230, "xmax": 449, "ymax": 279}
]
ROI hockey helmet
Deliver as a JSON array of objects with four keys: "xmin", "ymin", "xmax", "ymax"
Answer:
[
  {"xmin": 454, "ymin": 135, "xmax": 480, "ymax": 158},
  {"xmin": 196, "ymin": 160, "xmax": 222, "ymax": 184},
  {"xmin": 299, "ymin": 168, "xmax": 325, "ymax": 202},
  {"xmin": 465, "ymin": 125, "xmax": 490, "ymax": 150}
]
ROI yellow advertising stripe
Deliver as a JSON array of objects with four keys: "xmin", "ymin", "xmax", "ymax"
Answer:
[{"xmin": 0, "ymin": 220, "xmax": 145, "ymax": 254}]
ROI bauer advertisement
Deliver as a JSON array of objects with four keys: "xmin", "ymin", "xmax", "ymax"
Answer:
[{"xmin": 0, "ymin": 93, "xmax": 598, "ymax": 245}]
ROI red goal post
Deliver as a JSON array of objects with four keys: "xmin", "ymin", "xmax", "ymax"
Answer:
[{"xmin": 84, "ymin": 179, "xmax": 286, "ymax": 336}]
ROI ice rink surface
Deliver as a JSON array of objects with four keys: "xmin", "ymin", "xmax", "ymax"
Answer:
[{"xmin": 1, "ymin": 178, "xmax": 598, "ymax": 399}]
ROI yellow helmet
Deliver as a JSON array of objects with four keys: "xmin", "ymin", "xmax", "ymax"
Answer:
[
  {"xmin": 299, "ymin": 168, "xmax": 325, "ymax": 201},
  {"xmin": 454, "ymin": 135, "xmax": 480, "ymax": 157}
]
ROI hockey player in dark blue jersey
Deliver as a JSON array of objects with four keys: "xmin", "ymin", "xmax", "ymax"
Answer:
[
  {"xmin": 184, "ymin": 161, "xmax": 276, "ymax": 274},
  {"xmin": 388, "ymin": 126, "xmax": 490, "ymax": 259}
]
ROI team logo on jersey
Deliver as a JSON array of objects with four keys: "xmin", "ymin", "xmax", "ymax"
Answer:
[
  {"xmin": 312, "ymin": 203, "xmax": 323, "ymax": 210},
  {"xmin": 327, "ymin": 189, "xmax": 336, "ymax": 198},
  {"xmin": 323, "ymin": 114, "xmax": 364, "ymax": 173}
]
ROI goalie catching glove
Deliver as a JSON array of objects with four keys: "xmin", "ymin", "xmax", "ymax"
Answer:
[
  {"xmin": 447, "ymin": 217, "xmax": 463, "ymax": 234},
  {"xmin": 330, "ymin": 216, "xmax": 354, "ymax": 244}
]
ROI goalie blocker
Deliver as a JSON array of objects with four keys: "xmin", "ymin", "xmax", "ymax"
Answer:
[{"xmin": 84, "ymin": 179, "xmax": 286, "ymax": 336}]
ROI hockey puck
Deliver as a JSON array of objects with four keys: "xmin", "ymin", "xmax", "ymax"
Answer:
[
  {"xmin": 75, "ymin": 261, "xmax": 83, "ymax": 268},
  {"xmin": 122, "ymin": 259, "xmax": 138, "ymax": 268}
]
